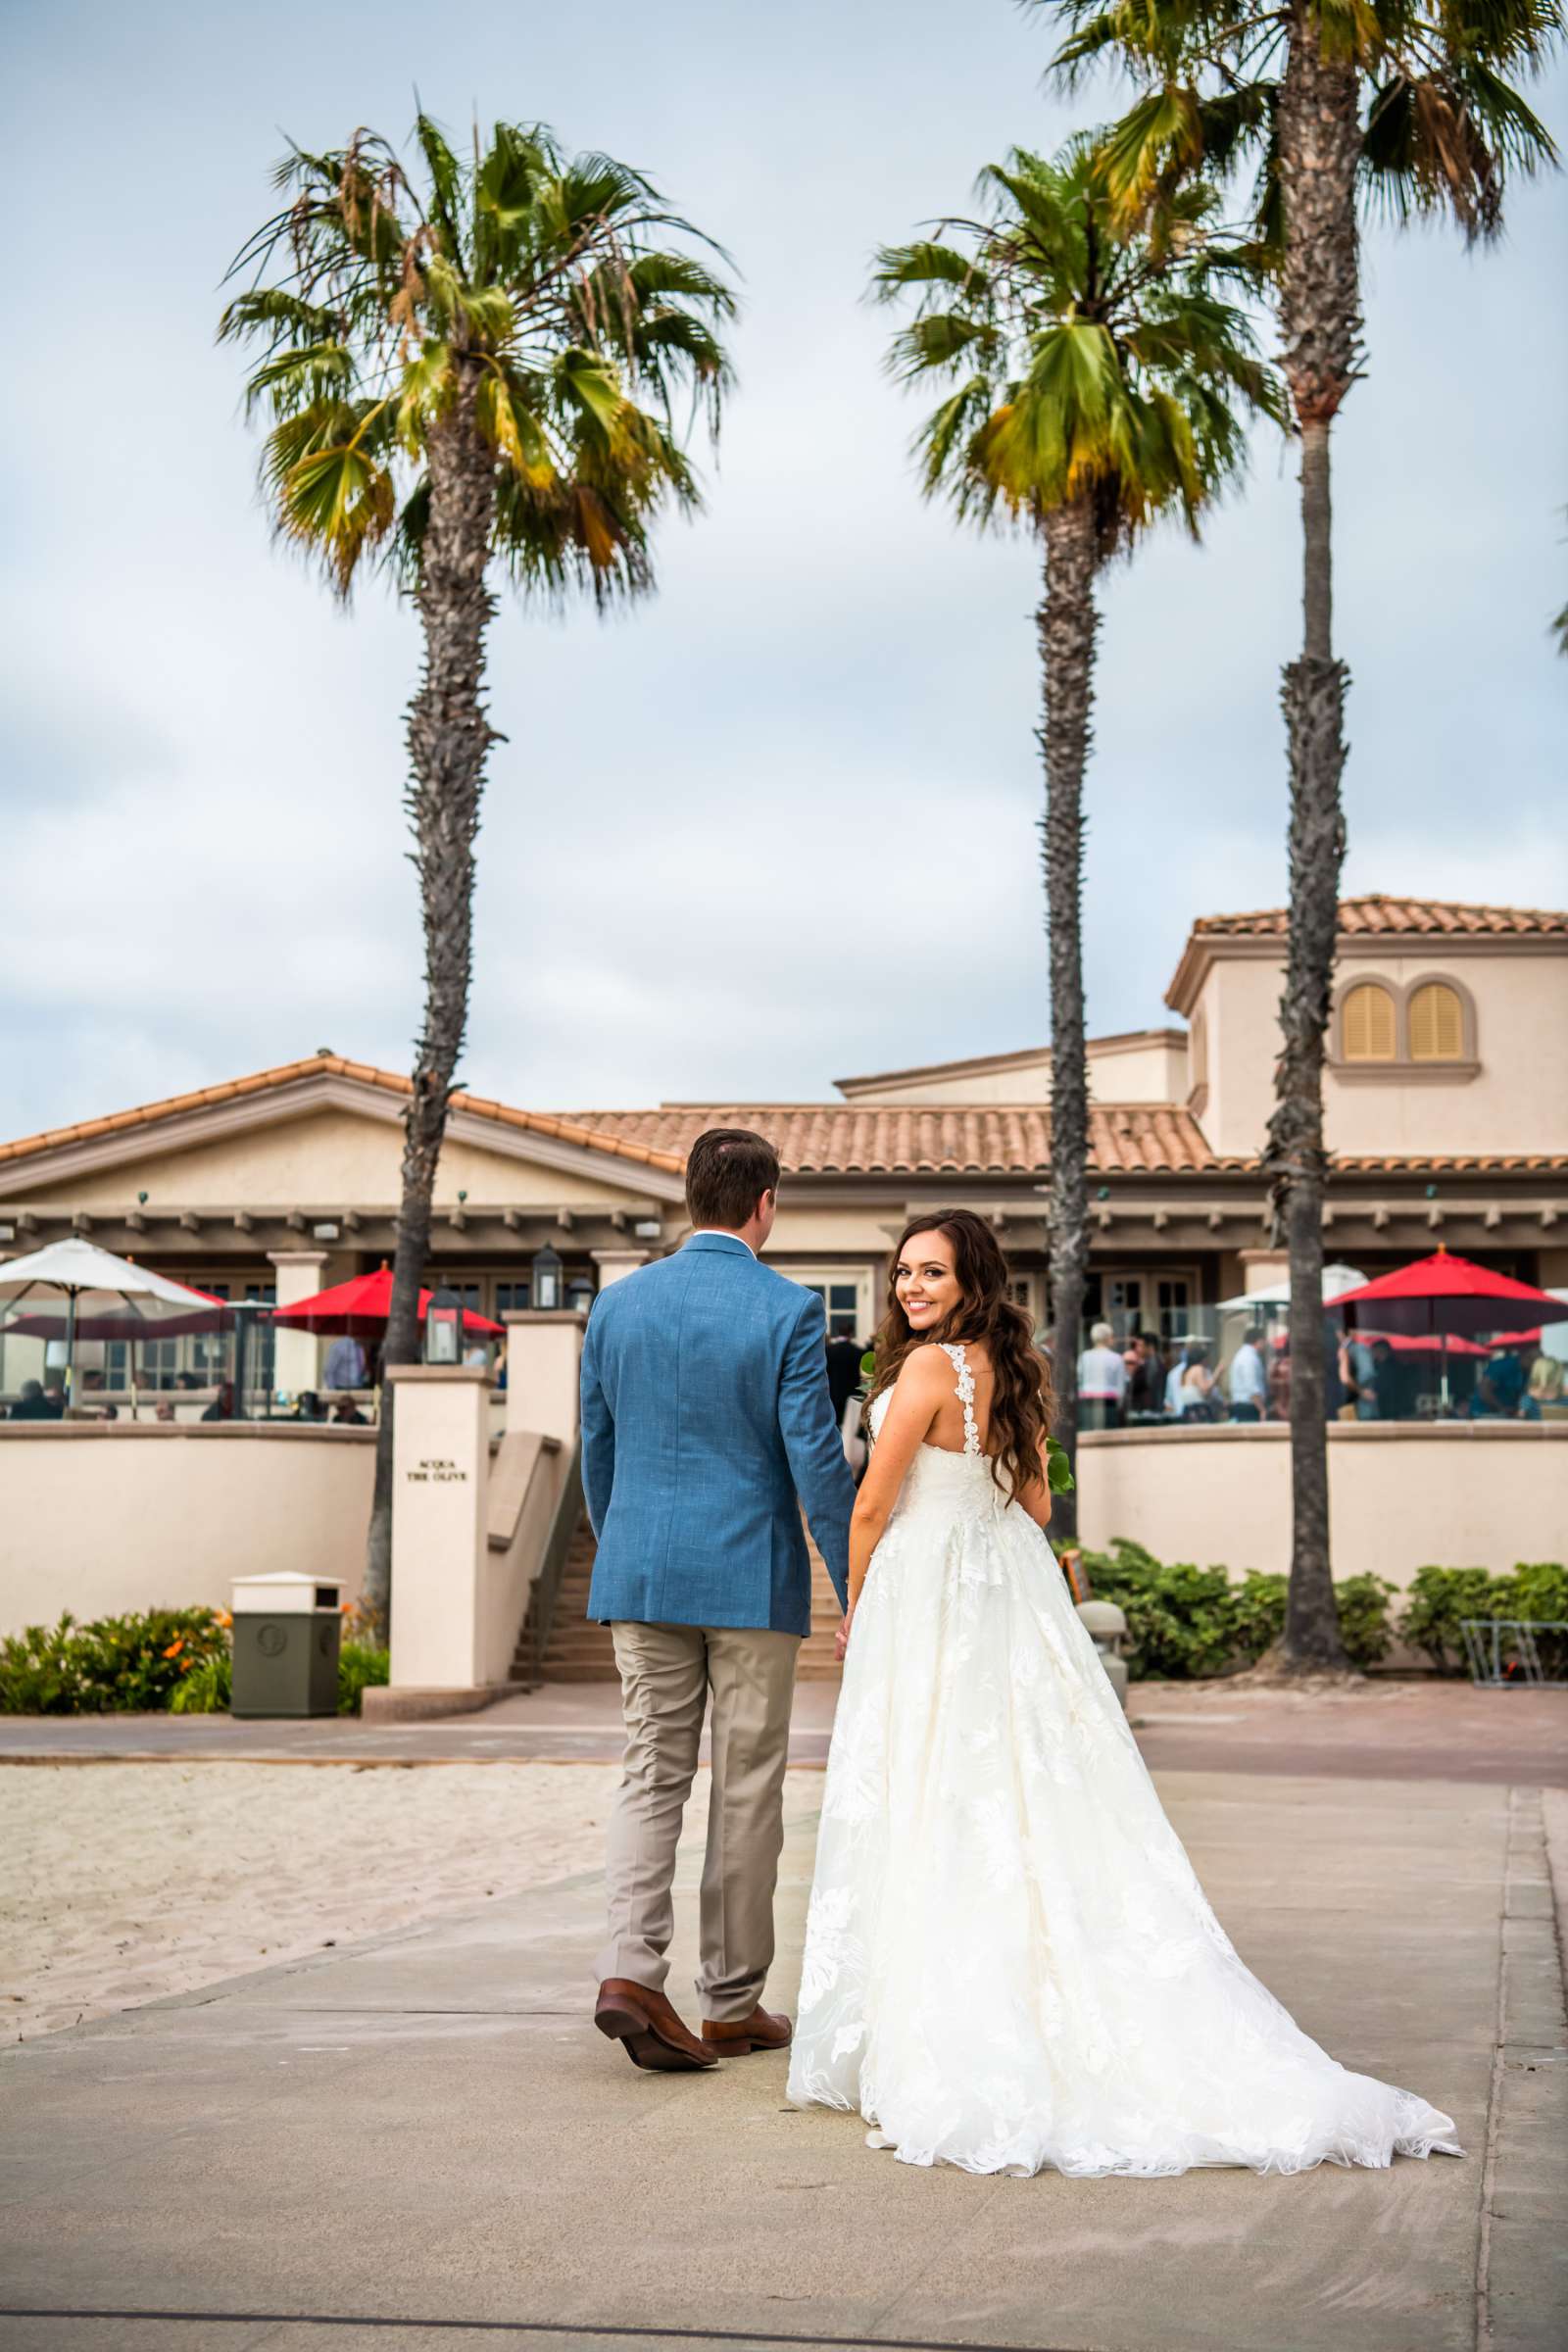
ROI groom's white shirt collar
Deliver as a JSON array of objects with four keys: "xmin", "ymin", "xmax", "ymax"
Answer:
[{"xmin": 690, "ymin": 1229, "xmax": 757, "ymax": 1258}]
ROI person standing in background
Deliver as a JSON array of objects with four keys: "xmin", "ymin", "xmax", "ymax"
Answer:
[
  {"xmin": 1124, "ymin": 1331, "xmax": 1163, "ymax": 1417},
  {"xmin": 1176, "ymin": 1345, "xmax": 1218, "ymax": 1419},
  {"xmin": 824, "ymin": 1331, "xmax": 864, "ymax": 1425},
  {"xmin": 323, "ymin": 1332, "xmax": 368, "ymax": 1391},
  {"xmin": 1077, "ymin": 1320, "xmax": 1127, "ymax": 1431},
  {"xmin": 1228, "ymin": 1326, "xmax": 1267, "ymax": 1422}
]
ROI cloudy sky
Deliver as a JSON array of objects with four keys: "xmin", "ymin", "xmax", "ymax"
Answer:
[{"xmin": 4, "ymin": 0, "xmax": 1564, "ymax": 1139}]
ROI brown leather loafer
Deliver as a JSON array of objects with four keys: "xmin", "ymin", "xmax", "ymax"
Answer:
[
  {"xmin": 595, "ymin": 1979, "xmax": 717, "ymax": 2072},
  {"xmin": 702, "ymin": 2004, "xmax": 793, "ymax": 2055}
]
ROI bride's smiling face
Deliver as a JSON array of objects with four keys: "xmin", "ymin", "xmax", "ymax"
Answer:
[{"xmin": 896, "ymin": 1228, "xmax": 964, "ymax": 1335}]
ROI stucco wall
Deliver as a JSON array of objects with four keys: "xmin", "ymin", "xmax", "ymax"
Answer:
[
  {"xmin": 1195, "ymin": 958, "xmax": 1278, "ymax": 1158},
  {"xmin": 14, "ymin": 1107, "xmax": 660, "ymax": 1213},
  {"xmin": 847, "ymin": 1035, "xmax": 1189, "ymax": 1108},
  {"xmin": 0, "ymin": 1425, "xmax": 375, "ymax": 1634},
  {"xmin": 1322, "ymin": 950, "xmax": 1568, "ymax": 1160},
  {"xmin": 1076, "ymin": 1420, "xmax": 1567, "ymax": 1584},
  {"xmin": 1198, "ymin": 946, "xmax": 1568, "ymax": 1161}
]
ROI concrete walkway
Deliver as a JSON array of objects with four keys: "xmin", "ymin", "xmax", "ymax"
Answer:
[
  {"xmin": 2, "ymin": 1764, "xmax": 1565, "ymax": 2350},
  {"xmin": 3, "ymin": 1678, "xmax": 1565, "ymax": 1785}
]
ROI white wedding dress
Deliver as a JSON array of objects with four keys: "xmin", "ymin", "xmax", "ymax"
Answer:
[{"xmin": 786, "ymin": 1343, "xmax": 1461, "ymax": 2178}]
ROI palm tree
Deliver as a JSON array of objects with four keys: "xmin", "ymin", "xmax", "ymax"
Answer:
[
  {"xmin": 1041, "ymin": 0, "xmax": 1559, "ymax": 1662},
  {"xmin": 222, "ymin": 116, "xmax": 734, "ymax": 1634},
  {"xmin": 873, "ymin": 142, "xmax": 1282, "ymax": 1527}
]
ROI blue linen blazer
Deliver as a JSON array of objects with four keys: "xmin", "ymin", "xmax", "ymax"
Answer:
[{"xmin": 580, "ymin": 1234, "xmax": 856, "ymax": 1637}]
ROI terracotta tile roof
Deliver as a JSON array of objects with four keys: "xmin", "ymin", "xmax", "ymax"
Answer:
[
  {"xmin": 1331, "ymin": 1152, "xmax": 1568, "ymax": 1175},
  {"xmin": 0, "ymin": 1054, "xmax": 686, "ymax": 1177},
  {"xmin": 557, "ymin": 1103, "xmax": 1227, "ymax": 1176},
  {"xmin": 4, "ymin": 1055, "xmax": 1564, "ymax": 1189},
  {"xmin": 1194, "ymin": 896, "xmax": 1568, "ymax": 939}
]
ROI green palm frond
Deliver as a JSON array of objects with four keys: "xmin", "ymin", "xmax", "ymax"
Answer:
[
  {"xmin": 876, "ymin": 134, "xmax": 1282, "ymax": 560},
  {"xmin": 277, "ymin": 439, "xmax": 397, "ymax": 592},
  {"xmin": 395, "ymin": 340, "xmax": 454, "ymax": 449},
  {"xmin": 236, "ymin": 341, "xmax": 355, "ymax": 420},
  {"xmin": 870, "ymin": 239, "xmax": 989, "ymax": 300},
  {"xmin": 222, "ymin": 112, "xmax": 735, "ymax": 603},
  {"xmin": 888, "ymin": 309, "xmax": 1004, "ymax": 380},
  {"xmin": 1039, "ymin": 0, "xmax": 1561, "ymax": 249}
]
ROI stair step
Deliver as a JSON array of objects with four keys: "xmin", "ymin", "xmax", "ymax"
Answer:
[{"xmin": 519, "ymin": 1514, "xmax": 844, "ymax": 1684}]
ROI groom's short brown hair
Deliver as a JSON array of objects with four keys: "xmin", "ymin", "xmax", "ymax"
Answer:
[{"xmin": 686, "ymin": 1128, "xmax": 780, "ymax": 1231}]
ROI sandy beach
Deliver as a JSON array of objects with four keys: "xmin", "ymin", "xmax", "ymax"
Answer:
[{"xmin": 1, "ymin": 1760, "xmax": 817, "ymax": 2043}]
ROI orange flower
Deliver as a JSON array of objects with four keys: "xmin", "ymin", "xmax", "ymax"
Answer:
[
  {"xmin": 214, "ymin": 1609, "xmax": 232, "ymax": 1629},
  {"xmin": 162, "ymin": 1637, "xmax": 185, "ymax": 1658}
]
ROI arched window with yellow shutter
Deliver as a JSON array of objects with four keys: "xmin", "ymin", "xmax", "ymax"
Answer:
[
  {"xmin": 1408, "ymin": 981, "xmax": 1465, "ymax": 1061},
  {"xmin": 1341, "ymin": 981, "xmax": 1396, "ymax": 1061}
]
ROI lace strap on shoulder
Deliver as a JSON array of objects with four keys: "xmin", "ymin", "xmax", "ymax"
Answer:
[{"xmin": 937, "ymin": 1341, "xmax": 981, "ymax": 1457}]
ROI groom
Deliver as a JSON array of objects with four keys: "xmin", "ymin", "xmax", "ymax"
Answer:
[{"xmin": 581, "ymin": 1126, "xmax": 855, "ymax": 2071}]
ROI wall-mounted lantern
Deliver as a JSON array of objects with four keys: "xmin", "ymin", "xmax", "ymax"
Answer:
[
  {"xmin": 424, "ymin": 1286, "xmax": 463, "ymax": 1364},
  {"xmin": 530, "ymin": 1243, "xmax": 563, "ymax": 1312}
]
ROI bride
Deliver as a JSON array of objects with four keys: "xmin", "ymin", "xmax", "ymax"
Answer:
[{"xmin": 786, "ymin": 1210, "xmax": 1460, "ymax": 2179}]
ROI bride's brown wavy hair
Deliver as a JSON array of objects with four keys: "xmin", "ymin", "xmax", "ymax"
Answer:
[{"xmin": 865, "ymin": 1209, "xmax": 1054, "ymax": 1497}]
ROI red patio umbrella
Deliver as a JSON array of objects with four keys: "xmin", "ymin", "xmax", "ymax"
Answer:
[
  {"xmin": 1329, "ymin": 1250, "xmax": 1568, "ymax": 1339},
  {"xmin": 1330, "ymin": 1250, "xmax": 1568, "ymax": 1409},
  {"xmin": 1361, "ymin": 1329, "xmax": 1489, "ymax": 1358},
  {"xmin": 270, "ymin": 1265, "xmax": 503, "ymax": 1339}
]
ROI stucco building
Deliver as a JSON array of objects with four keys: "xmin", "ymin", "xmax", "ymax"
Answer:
[{"xmin": 3, "ymin": 895, "xmax": 1565, "ymax": 1401}]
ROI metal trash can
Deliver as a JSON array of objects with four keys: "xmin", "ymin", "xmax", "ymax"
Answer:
[
  {"xmin": 1076, "ymin": 1598, "xmax": 1131, "ymax": 1710},
  {"xmin": 230, "ymin": 1571, "xmax": 343, "ymax": 1719}
]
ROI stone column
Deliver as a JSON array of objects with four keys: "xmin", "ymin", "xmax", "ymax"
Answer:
[
  {"xmin": 1237, "ymin": 1249, "xmax": 1290, "ymax": 1298},
  {"xmin": 502, "ymin": 1309, "xmax": 586, "ymax": 1445},
  {"xmin": 384, "ymin": 1363, "xmax": 490, "ymax": 1695},
  {"xmin": 589, "ymin": 1248, "xmax": 650, "ymax": 1289},
  {"xmin": 267, "ymin": 1250, "xmax": 330, "ymax": 1400}
]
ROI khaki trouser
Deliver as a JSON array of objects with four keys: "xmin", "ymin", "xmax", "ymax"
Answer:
[{"xmin": 598, "ymin": 1621, "xmax": 800, "ymax": 2023}]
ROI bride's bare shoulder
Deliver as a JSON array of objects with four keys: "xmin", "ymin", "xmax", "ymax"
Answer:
[{"xmin": 895, "ymin": 1344, "xmax": 959, "ymax": 1389}]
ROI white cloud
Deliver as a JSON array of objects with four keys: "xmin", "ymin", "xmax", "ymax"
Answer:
[{"xmin": 3, "ymin": 1, "xmax": 1563, "ymax": 1139}]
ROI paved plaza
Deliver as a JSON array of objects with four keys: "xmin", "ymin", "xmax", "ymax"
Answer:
[
  {"xmin": 2, "ymin": 1685, "xmax": 1566, "ymax": 2352},
  {"xmin": 4, "ymin": 1675, "xmax": 1567, "ymax": 1785}
]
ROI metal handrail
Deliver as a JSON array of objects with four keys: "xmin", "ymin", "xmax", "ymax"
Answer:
[{"xmin": 1460, "ymin": 1618, "xmax": 1568, "ymax": 1689}]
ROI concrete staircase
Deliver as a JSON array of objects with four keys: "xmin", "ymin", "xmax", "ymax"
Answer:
[
  {"xmin": 518, "ymin": 1511, "xmax": 844, "ymax": 1685},
  {"xmin": 514, "ymin": 1522, "xmax": 609, "ymax": 1684}
]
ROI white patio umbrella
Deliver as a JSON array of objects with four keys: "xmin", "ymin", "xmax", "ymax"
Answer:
[
  {"xmin": 1214, "ymin": 1262, "xmax": 1368, "ymax": 1313},
  {"xmin": 0, "ymin": 1238, "xmax": 229, "ymax": 1396}
]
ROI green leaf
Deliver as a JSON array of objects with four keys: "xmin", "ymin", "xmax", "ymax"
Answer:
[
  {"xmin": 279, "ymin": 442, "xmax": 396, "ymax": 596},
  {"xmin": 222, "ymin": 114, "xmax": 734, "ymax": 609}
]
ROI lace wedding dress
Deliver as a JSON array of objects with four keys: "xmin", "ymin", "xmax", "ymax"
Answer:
[{"xmin": 786, "ymin": 1343, "xmax": 1460, "ymax": 2179}]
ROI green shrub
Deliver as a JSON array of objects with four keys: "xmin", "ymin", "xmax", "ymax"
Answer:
[
  {"xmin": 1072, "ymin": 1544, "xmax": 1395, "ymax": 1679},
  {"xmin": 170, "ymin": 1648, "xmax": 232, "ymax": 1713},
  {"xmin": 0, "ymin": 1609, "xmax": 390, "ymax": 1715},
  {"xmin": 0, "ymin": 1609, "xmax": 230, "ymax": 1714},
  {"xmin": 1406, "ymin": 1562, "xmax": 1568, "ymax": 1679},
  {"xmin": 1398, "ymin": 1566, "xmax": 1510, "ymax": 1675},
  {"xmin": 1333, "ymin": 1574, "xmax": 1399, "ymax": 1668},
  {"xmin": 337, "ymin": 1641, "xmax": 390, "ymax": 1715},
  {"xmin": 1228, "ymin": 1571, "xmax": 1289, "ymax": 1663},
  {"xmin": 1075, "ymin": 1544, "xmax": 1246, "ymax": 1681},
  {"xmin": 1494, "ymin": 1562, "xmax": 1568, "ymax": 1676}
]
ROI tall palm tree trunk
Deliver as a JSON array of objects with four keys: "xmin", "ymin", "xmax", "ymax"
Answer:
[
  {"xmin": 1265, "ymin": 7, "xmax": 1359, "ymax": 1669},
  {"xmin": 364, "ymin": 375, "xmax": 499, "ymax": 1636},
  {"xmin": 1039, "ymin": 495, "xmax": 1099, "ymax": 1533}
]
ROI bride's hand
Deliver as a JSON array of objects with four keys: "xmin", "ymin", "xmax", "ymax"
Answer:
[{"xmin": 835, "ymin": 1610, "xmax": 854, "ymax": 1662}]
